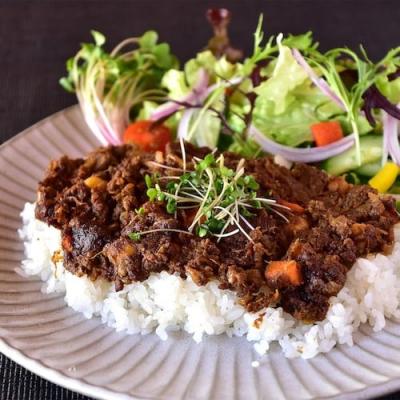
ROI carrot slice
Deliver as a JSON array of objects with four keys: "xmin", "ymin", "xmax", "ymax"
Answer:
[
  {"xmin": 277, "ymin": 199, "xmax": 305, "ymax": 214},
  {"xmin": 311, "ymin": 121, "xmax": 343, "ymax": 147},
  {"xmin": 123, "ymin": 120, "xmax": 171, "ymax": 152},
  {"xmin": 265, "ymin": 260, "xmax": 303, "ymax": 287}
]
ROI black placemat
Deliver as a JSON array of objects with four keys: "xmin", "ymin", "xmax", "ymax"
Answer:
[{"xmin": 1, "ymin": 1, "xmax": 399, "ymax": 399}]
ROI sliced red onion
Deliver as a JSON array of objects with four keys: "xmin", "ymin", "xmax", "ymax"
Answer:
[
  {"xmin": 77, "ymin": 87, "xmax": 122, "ymax": 146},
  {"xmin": 249, "ymin": 124, "xmax": 355, "ymax": 163},
  {"xmin": 175, "ymin": 78, "xmax": 242, "ymax": 142},
  {"xmin": 90, "ymin": 86, "xmax": 123, "ymax": 145},
  {"xmin": 78, "ymin": 100, "xmax": 119, "ymax": 145},
  {"xmin": 150, "ymin": 69, "xmax": 209, "ymax": 121},
  {"xmin": 83, "ymin": 115, "xmax": 110, "ymax": 146},
  {"xmin": 201, "ymin": 76, "xmax": 243, "ymax": 98},
  {"xmin": 383, "ymin": 111, "xmax": 400, "ymax": 164},
  {"xmin": 291, "ymin": 49, "xmax": 345, "ymax": 110},
  {"xmin": 150, "ymin": 73, "xmax": 242, "ymax": 122}
]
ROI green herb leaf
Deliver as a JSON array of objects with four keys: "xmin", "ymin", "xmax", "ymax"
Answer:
[
  {"xmin": 59, "ymin": 77, "xmax": 74, "ymax": 93},
  {"xmin": 282, "ymin": 31, "xmax": 317, "ymax": 52},
  {"xmin": 91, "ymin": 30, "xmax": 106, "ymax": 47},
  {"xmin": 244, "ymin": 175, "xmax": 260, "ymax": 190},
  {"xmin": 166, "ymin": 198, "xmax": 177, "ymax": 214},
  {"xmin": 147, "ymin": 188, "xmax": 158, "ymax": 201},
  {"xmin": 220, "ymin": 166, "xmax": 234, "ymax": 177},
  {"xmin": 207, "ymin": 218, "xmax": 225, "ymax": 233},
  {"xmin": 135, "ymin": 207, "xmax": 145, "ymax": 216},
  {"xmin": 153, "ymin": 43, "xmax": 173, "ymax": 68},
  {"xmin": 138, "ymin": 30, "xmax": 158, "ymax": 50},
  {"xmin": 157, "ymin": 192, "xmax": 165, "ymax": 201},
  {"xmin": 145, "ymin": 174, "xmax": 153, "ymax": 189},
  {"xmin": 252, "ymin": 199, "xmax": 262, "ymax": 209},
  {"xmin": 166, "ymin": 181, "xmax": 176, "ymax": 192},
  {"xmin": 240, "ymin": 207, "xmax": 255, "ymax": 217},
  {"xmin": 128, "ymin": 232, "xmax": 141, "ymax": 241},
  {"xmin": 197, "ymin": 226, "xmax": 209, "ymax": 237},
  {"xmin": 197, "ymin": 154, "xmax": 215, "ymax": 172}
]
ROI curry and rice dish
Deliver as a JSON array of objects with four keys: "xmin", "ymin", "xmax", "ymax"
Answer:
[
  {"xmin": 20, "ymin": 141, "xmax": 400, "ymax": 359},
  {"xmin": 34, "ymin": 142, "xmax": 398, "ymax": 323},
  {"xmin": 17, "ymin": 9, "xmax": 400, "ymax": 359}
]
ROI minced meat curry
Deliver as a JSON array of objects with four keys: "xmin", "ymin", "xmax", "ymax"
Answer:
[{"xmin": 35, "ymin": 143, "xmax": 399, "ymax": 321}]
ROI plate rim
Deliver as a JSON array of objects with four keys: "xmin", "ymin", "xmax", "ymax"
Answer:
[{"xmin": 1, "ymin": 105, "xmax": 400, "ymax": 400}]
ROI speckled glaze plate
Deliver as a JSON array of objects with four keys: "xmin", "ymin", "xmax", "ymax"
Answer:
[{"xmin": 1, "ymin": 105, "xmax": 400, "ymax": 400}]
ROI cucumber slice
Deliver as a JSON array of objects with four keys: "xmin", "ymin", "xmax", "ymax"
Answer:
[
  {"xmin": 354, "ymin": 161, "xmax": 382, "ymax": 177},
  {"xmin": 321, "ymin": 135, "xmax": 382, "ymax": 176}
]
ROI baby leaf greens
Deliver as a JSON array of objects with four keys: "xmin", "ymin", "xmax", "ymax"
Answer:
[{"xmin": 62, "ymin": 9, "xmax": 400, "ymax": 193}]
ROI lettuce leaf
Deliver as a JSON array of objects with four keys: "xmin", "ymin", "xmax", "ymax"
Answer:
[
  {"xmin": 253, "ymin": 82, "xmax": 344, "ymax": 146},
  {"xmin": 254, "ymin": 41, "xmax": 308, "ymax": 114},
  {"xmin": 249, "ymin": 38, "xmax": 351, "ymax": 147},
  {"xmin": 376, "ymin": 76, "xmax": 400, "ymax": 104},
  {"xmin": 161, "ymin": 50, "xmax": 241, "ymax": 101},
  {"xmin": 187, "ymin": 109, "xmax": 221, "ymax": 148},
  {"xmin": 161, "ymin": 69, "xmax": 190, "ymax": 98},
  {"xmin": 185, "ymin": 50, "xmax": 239, "ymax": 85},
  {"xmin": 161, "ymin": 50, "xmax": 243, "ymax": 147}
]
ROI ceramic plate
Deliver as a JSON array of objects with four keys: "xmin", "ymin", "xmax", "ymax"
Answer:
[{"xmin": 1, "ymin": 105, "xmax": 400, "ymax": 400}]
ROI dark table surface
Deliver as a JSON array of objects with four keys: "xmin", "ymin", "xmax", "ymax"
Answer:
[{"xmin": 1, "ymin": 1, "xmax": 400, "ymax": 399}]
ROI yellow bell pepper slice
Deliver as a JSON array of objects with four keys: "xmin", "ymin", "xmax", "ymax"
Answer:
[
  {"xmin": 84, "ymin": 175, "xmax": 107, "ymax": 190},
  {"xmin": 368, "ymin": 162, "xmax": 399, "ymax": 193}
]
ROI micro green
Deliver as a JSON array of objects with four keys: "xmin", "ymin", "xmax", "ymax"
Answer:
[
  {"xmin": 135, "ymin": 207, "xmax": 145, "ymax": 216},
  {"xmin": 128, "ymin": 228, "xmax": 193, "ymax": 241},
  {"xmin": 128, "ymin": 232, "xmax": 142, "ymax": 241},
  {"xmin": 145, "ymin": 174, "xmax": 153, "ymax": 189},
  {"xmin": 60, "ymin": 30, "xmax": 178, "ymax": 145}
]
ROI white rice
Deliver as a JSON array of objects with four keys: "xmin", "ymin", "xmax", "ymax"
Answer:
[{"xmin": 18, "ymin": 202, "xmax": 400, "ymax": 359}]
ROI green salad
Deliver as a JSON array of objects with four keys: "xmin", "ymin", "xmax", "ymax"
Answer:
[{"xmin": 60, "ymin": 8, "xmax": 400, "ymax": 195}]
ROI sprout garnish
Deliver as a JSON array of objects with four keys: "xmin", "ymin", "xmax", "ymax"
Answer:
[
  {"xmin": 60, "ymin": 30, "xmax": 177, "ymax": 145},
  {"xmin": 130, "ymin": 140, "xmax": 287, "ymax": 243}
]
